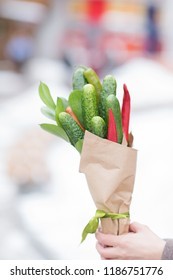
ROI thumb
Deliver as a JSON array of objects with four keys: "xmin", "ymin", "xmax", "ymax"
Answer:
[{"xmin": 129, "ymin": 222, "xmax": 146, "ymax": 233}]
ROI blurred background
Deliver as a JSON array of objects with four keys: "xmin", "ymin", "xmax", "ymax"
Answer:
[{"xmin": 0, "ymin": 0, "xmax": 173, "ymax": 260}]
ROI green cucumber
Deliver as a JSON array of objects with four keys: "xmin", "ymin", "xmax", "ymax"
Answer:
[
  {"xmin": 58, "ymin": 112, "xmax": 84, "ymax": 146},
  {"xmin": 99, "ymin": 75, "xmax": 117, "ymax": 122},
  {"xmin": 83, "ymin": 68, "xmax": 102, "ymax": 102},
  {"xmin": 106, "ymin": 94, "xmax": 123, "ymax": 144},
  {"xmin": 72, "ymin": 66, "xmax": 88, "ymax": 90},
  {"xmin": 102, "ymin": 74, "xmax": 117, "ymax": 96},
  {"xmin": 82, "ymin": 84, "xmax": 98, "ymax": 132},
  {"xmin": 91, "ymin": 116, "xmax": 106, "ymax": 138}
]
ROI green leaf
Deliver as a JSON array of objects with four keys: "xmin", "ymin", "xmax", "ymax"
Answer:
[
  {"xmin": 60, "ymin": 97, "xmax": 68, "ymax": 109},
  {"xmin": 75, "ymin": 139, "xmax": 83, "ymax": 153},
  {"xmin": 41, "ymin": 106, "xmax": 55, "ymax": 121},
  {"xmin": 40, "ymin": 123, "xmax": 69, "ymax": 142},
  {"xmin": 68, "ymin": 90, "xmax": 84, "ymax": 126},
  {"xmin": 55, "ymin": 97, "xmax": 66, "ymax": 125},
  {"xmin": 39, "ymin": 82, "xmax": 56, "ymax": 110}
]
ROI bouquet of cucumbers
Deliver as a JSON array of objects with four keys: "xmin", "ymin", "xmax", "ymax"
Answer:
[{"xmin": 39, "ymin": 65, "xmax": 137, "ymax": 242}]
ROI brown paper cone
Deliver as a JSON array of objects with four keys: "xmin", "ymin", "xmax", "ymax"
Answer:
[{"xmin": 79, "ymin": 130, "xmax": 137, "ymax": 235}]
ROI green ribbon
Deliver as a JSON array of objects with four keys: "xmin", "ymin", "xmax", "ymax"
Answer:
[{"xmin": 81, "ymin": 210, "xmax": 130, "ymax": 243}]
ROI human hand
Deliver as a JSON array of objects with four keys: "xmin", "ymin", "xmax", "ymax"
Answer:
[{"xmin": 95, "ymin": 222, "xmax": 166, "ymax": 260}]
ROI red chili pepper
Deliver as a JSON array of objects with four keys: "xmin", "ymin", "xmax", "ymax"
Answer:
[
  {"xmin": 122, "ymin": 84, "xmax": 131, "ymax": 142},
  {"xmin": 107, "ymin": 108, "xmax": 118, "ymax": 142}
]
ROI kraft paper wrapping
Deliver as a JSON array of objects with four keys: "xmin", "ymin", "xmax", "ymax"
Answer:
[{"xmin": 79, "ymin": 130, "xmax": 137, "ymax": 235}]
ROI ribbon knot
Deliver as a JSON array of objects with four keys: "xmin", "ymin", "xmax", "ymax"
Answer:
[{"xmin": 81, "ymin": 210, "xmax": 129, "ymax": 243}]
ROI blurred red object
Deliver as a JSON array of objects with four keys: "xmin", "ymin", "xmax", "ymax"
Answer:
[{"xmin": 86, "ymin": 0, "xmax": 106, "ymax": 23}]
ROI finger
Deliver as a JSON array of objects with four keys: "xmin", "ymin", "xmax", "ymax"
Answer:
[
  {"xmin": 96, "ymin": 241, "xmax": 122, "ymax": 260},
  {"xmin": 95, "ymin": 231, "xmax": 120, "ymax": 247},
  {"xmin": 129, "ymin": 222, "xmax": 146, "ymax": 233}
]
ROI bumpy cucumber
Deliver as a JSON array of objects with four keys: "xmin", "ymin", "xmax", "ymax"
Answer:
[
  {"xmin": 106, "ymin": 94, "xmax": 123, "ymax": 144},
  {"xmin": 82, "ymin": 84, "xmax": 98, "ymax": 132},
  {"xmin": 102, "ymin": 75, "xmax": 117, "ymax": 96},
  {"xmin": 91, "ymin": 116, "xmax": 106, "ymax": 138},
  {"xmin": 72, "ymin": 66, "xmax": 88, "ymax": 90},
  {"xmin": 83, "ymin": 68, "xmax": 102, "ymax": 102},
  {"xmin": 99, "ymin": 75, "xmax": 117, "ymax": 122},
  {"xmin": 59, "ymin": 112, "xmax": 84, "ymax": 146}
]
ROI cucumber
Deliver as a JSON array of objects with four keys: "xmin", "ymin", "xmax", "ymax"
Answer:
[
  {"xmin": 82, "ymin": 84, "xmax": 98, "ymax": 132},
  {"xmin": 91, "ymin": 116, "xmax": 106, "ymax": 138},
  {"xmin": 72, "ymin": 66, "xmax": 88, "ymax": 90},
  {"xmin": 59, "ymin": 112, "xmax": 84, "ymax": 146},
  {"xmin": 102, "ymin": 74, "xmax": 117, "ymax": 96},
  {"xmin": 99, "ymin": 75, "xmax": 117, "ymax": 122},
  {"xmin": 83, "ymin": 68, "xmax": 102, "ymax": 102},
  {"xmin": 106, "ymin": 94, "xmax": 123, "ymax": 144}
]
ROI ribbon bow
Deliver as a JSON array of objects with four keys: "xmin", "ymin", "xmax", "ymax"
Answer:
[{"xmin": 81, "ymin": 210, "xmax": 129, "ymax": 243}]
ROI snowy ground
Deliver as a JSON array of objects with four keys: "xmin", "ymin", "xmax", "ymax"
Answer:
[{"xmin": 0, "ymin": 57, "xmax": 173, "ymax": 260}]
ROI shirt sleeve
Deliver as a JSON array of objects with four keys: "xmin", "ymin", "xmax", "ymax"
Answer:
[{"xmin": 161, "ymin": 239, "xmax": 173, "ymax": 260}]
